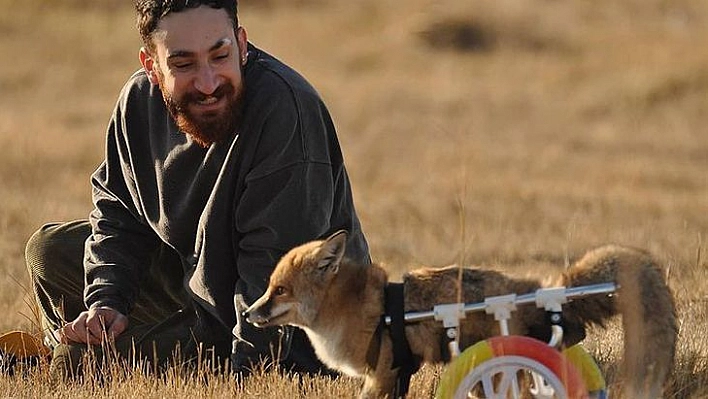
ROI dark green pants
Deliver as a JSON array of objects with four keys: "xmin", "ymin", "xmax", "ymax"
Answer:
[{"xmin": 25, "ymin": 220, "xmax": 230, "ymax": 380}]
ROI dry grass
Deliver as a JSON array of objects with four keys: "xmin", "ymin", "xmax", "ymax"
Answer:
[{"xmin": 0, "ymin": 0, "xmax": 706, "ymax": 397}]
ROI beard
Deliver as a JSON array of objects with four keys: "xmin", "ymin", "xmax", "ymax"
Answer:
[{"xmin": 157, "ymin": 73, "xmax": 245, "ymax": 148}]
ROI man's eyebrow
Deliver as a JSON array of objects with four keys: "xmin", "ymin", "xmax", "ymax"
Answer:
[
  {"xmin": 166, "ymin": 50, "xmax": 193, "ymax": 60},
  {"xmin": 166, "ymin": 38, "xmax": 233, "ymax": 60},
  {"xmin": 210, "ymin": 38, "xmax": 232, "ymax": 52}
]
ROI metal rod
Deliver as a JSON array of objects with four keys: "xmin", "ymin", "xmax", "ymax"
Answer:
[{"xmin": 384, "ymin": 282, "xmax": 617, "ymax": 325}]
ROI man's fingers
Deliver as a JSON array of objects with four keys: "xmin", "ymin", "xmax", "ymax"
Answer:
[
  {"xmin": 86, "ymin": 312, "xmax": 107, "ymax": 343},
  {"xmin": 106, "ymin": 313, "xmax": 129, "ymax": 338},
  {"xmin": 78, "ymin": 314, "xmax": 103, "ymax": 345},
  {"xmin": 60, "ymin": 324, "xmax": 82, "ymax": 344},
  {"xmin": 61, "ymin": 312, "xmax": 89, "ymax": 344},
  {"xmin": 87, "ymin": 307, "xmax": 129, "ymax": 343},
  {"xmin": 60, "ymin": 308, "xmax": 129, "ymax": 345}
]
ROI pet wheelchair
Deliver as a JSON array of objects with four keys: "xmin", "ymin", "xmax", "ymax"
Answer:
[{"xmin": 389, "ymin": 282, "xmax": 616, "ymax": 399}]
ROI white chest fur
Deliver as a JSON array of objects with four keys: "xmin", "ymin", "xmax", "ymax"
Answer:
[{"xmin": 302, "ymin": 325, "xmax": 365, "ymax": 377}]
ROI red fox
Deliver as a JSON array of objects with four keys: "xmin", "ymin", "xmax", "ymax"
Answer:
[{"xmin": 245, "ymin": 231, "xmax": 677, "ymax": 398}]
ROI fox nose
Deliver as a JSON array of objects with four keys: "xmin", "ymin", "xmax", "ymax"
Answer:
[{"xmin": 242, "ymin": 308, "xmax": 261, "ymax": 324}]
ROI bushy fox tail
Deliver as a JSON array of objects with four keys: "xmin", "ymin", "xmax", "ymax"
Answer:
[{"xmin": 559, "ymin": 245, "xmax": 677, "ymax": 398}]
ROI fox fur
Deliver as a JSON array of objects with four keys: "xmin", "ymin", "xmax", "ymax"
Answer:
[{"xmin": 245, "ymin": 231, "xmax": 677, "ymax": 398}]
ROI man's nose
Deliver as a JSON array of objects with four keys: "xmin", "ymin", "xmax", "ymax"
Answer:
[{"xmin": 194, "ymin": 65, "xmax": 220, "ymax": 95}]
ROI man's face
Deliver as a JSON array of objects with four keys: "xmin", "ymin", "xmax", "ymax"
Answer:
[{"xmin": 139, "ymin": 6, "xmax": 248, "ymax": 147}]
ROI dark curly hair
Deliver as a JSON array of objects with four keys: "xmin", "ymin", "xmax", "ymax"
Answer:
[{"xmin": 135, "ymin": 0, "xmax": 238, "ymax": 51}]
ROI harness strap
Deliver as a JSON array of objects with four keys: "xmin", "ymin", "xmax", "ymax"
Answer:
[{"xmin": 384, "ymin": 282, "xmax": 421, "ymax": 398}]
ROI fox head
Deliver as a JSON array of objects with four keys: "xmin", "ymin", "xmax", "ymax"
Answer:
[{"xmin": 244, "ymin": 230, "xmax": 348, "ymax": 329}]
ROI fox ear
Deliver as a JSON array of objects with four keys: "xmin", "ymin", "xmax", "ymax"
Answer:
[{"xmin": 316, "ymin": 230, "xmax": 348, "ymax": 274}]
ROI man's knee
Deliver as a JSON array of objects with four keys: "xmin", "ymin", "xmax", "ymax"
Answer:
[
  {"xmin": 25, "ymin": 221, "xmax": 89, "ymax": 283},
  {"xmin": 25, "ymin": 223, "xmax": 60, "ymax": 282}
]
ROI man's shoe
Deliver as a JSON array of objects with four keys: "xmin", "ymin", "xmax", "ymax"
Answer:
[{"xmin": 0, "ymin": 330, "xmax": 51, "ymax": 375}]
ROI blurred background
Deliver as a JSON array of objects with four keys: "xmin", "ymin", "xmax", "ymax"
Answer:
[{"xmin": 0, "ymin": 0, "xmax": 706, "ymax": 340}]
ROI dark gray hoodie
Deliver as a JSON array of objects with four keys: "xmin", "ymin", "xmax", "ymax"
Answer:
[{"xmin": 83, "ymin": 44, "xmax": 370, "ymax": 333}]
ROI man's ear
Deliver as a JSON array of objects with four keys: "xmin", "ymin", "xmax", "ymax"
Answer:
[
  {"xmin": 139, "ymin": 47, "xmax": 159, "ymax": 85},
  {"xmin": 316, "ymin": 230, "xmax": 348, "ymax": 274},
  {"xmin": 236, "ymin": 26, "xmax": 249, "ymax": 66}
]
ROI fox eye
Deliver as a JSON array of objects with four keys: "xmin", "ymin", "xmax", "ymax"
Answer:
[{"xmin": 274, "ymin": 286, "xmax": 287, "ymax": 296}]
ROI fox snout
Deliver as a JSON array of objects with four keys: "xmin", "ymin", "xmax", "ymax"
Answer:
[
  {"xmin": 244, "ymin": 289, "xmax": 299, "ymax": 328},
  {"xmin": 243, "ymin": 298, "xmax": 273, "ymax": 327}
]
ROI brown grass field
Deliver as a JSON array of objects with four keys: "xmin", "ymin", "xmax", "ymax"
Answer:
[{"xmin": 1, "ymin": 0, "xmax": 707, "ymax": 397}]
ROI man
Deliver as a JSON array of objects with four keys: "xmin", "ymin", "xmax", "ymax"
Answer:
[{"xmin": 24, "ymin": 0, "xmax": 369, "ymax": 379}]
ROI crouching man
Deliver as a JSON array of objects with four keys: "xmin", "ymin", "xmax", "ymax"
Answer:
[{"xmin": 25, "ymin": 0, "xmax": 369, "ymax": 380}]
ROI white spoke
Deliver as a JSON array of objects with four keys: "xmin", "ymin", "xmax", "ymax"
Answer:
[
  {"xmin": 494, "ymin": 366, "xmax": 521, "ymax": 399},
  {"xmin": 454, "ymin": 356, "xmax": 569, "ymax": 399},
  {"xmin": 481, "ymin": 370, "xmax": 497, "ymax": 397}
]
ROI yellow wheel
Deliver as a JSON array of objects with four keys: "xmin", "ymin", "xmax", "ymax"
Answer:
[
  {"xmin": 436, "ymin": 336, "xmax": 605, "ymax": 399},
  {"xmin": 562, "ymin": 344, "xmax": 606, "ymax": 397}
]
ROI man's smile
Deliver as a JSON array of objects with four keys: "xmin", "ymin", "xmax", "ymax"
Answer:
[{"xmin": 190, "ymin": 94, "xmax": 227, "ymax": 114}]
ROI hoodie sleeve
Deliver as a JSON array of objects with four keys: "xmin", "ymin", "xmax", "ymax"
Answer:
[{"xmin": 84, "ymin": 75, "xmax": 160, "ymax": 315}]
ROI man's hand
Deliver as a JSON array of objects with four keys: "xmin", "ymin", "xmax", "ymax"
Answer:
[{"xmin": 60, "ymin": 306, "xmax": 129, "ymax": 345}]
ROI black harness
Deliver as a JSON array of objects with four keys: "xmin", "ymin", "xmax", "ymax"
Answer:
[{"xmin": 382, "ymin": 282, "xmax": 422, "ymax": 398}]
